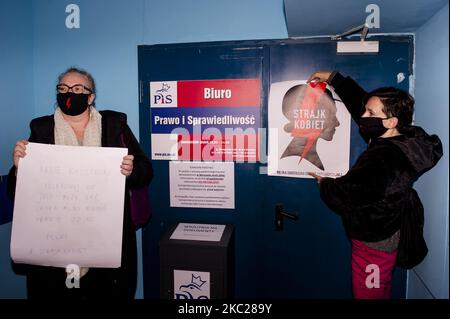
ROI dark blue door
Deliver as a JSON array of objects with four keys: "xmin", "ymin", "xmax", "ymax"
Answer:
[
  {"xmin": 138, "ymin": 36, "xmax": 413, "ymax": 298},
  {"xmin": 138, "ymin": 42, "xmax": 267, "ymax": 298},
  {"xmin": 260, "ymin": 38, "xmax": 411, "ymax": 298}
]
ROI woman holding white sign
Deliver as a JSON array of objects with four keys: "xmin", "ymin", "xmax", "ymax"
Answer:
[{"xmin": 8, "ymin": 67, "xmax": 153, "ymax": 299}]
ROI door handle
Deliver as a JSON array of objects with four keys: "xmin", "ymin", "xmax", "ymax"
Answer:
[{"xmin": 275, "ymin": 203, "xmax": 299, "ymax": 231}]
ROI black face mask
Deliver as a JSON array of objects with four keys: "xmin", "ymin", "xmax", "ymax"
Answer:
[
  {"xmin": 358, "ymin": 117, "xmax": 389, "ymax": 141},
  {"xmin": 57, "ymin": 92, "xmax": 90, "ymax": 116}
]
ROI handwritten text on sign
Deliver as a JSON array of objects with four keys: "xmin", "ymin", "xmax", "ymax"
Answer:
[{"xmin": 10, "ymin": 143, "xmax": 127, "ymax": 268}]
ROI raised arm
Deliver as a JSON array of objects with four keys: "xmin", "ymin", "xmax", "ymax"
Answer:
[{"xmin": 308, "ymin": 71, "xmax": 368, "ymax": 124}]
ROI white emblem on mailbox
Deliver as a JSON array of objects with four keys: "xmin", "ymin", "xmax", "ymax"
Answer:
[{"xmin": 174, "ymin": 270, "xmax": 210, "ymax": 299}]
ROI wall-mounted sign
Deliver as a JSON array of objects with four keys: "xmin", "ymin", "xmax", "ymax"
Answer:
[
  {"xmin": 150, "ymin": 79, "xmax": 260, "ymax": 162},
  {"xmin": 169, "ymin": 161, "xmax": 234, "ymax": 209}
]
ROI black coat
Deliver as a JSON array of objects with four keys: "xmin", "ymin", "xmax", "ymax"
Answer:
[
  {"xmin": 320, "ymin": 73, "xmax": 442, "ymax": 269},
  {"xmin": 7, "ymin": 110, "xmax": 153, "ymax": 299}
]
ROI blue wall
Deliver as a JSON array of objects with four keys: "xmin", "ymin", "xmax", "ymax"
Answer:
[
  {"xmin": 0, "ymin": 0, "xmax": 33, "ymax": 298},
  {"xmin": 32, "ymin": 0, "xmax": 287, "ymax": 126},
  {"xmin": 0, "ymin": 0, "xmax": 287, "ymax": 299},
  {"xmin": 143, "ymin": 0, "xmax": 287, "ymax": 44},
  {"xmin": 0, "ymin": 0, "xmax": 34, "ymax": 173},
  {"xmin": 32, "ymin": 0, "xmax": 145, "ymax": 134},
  {"xmin": 408, "ymin": 3, "xmax": 449, "ymax": 299}
]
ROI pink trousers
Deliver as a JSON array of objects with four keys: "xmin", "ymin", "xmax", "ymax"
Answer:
[{"xmin": 351, "ymin": 239, "xmax": 398, "ymax": 299}]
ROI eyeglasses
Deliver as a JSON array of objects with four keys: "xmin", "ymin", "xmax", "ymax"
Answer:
[{"xmin": 56, "ymin": 84, "xmax": 93, "ymax": 94}]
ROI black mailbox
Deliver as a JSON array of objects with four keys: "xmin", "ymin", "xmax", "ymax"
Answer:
[{"xmin": 159, "ymin": 222, "xmax": 234, "ymax": 299}]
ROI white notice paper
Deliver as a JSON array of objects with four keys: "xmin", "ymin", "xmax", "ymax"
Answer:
[
  {"xmin": 170, "ymin": 223, "xmax": 226, "ymax": 242},
  {"xmin": 10, "ymin": 142, "xmax": 127, "ymax": 268},
  {"xmin": 169, "ymin": 161, "xmax": 235, "ymax": 209}
]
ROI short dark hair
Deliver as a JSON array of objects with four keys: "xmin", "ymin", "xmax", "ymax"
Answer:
[
  {"xmin": 57, "ymin": 67, "xmax": 96, "ymax": 94},
  {"xmin": 365, "ymin": 87, "xmax": 414, "ymax": 130}
]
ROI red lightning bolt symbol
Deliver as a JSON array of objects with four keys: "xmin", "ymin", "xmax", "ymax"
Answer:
[
  {"xmin": 66, "ymin": 97, "xmax": 71, "ymax": 109},
  {"xmin": 291, "ymin": 81, "xmax": 327, "ymax": 164}
]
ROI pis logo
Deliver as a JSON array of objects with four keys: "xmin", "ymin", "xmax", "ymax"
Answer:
[
  {"xmin": 174, "ymin": 271, "xmax": 210, "ymax": 299},
  {"xmin": 150, "ymin": 81, "xmax": 177, "ymax": 107}
]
